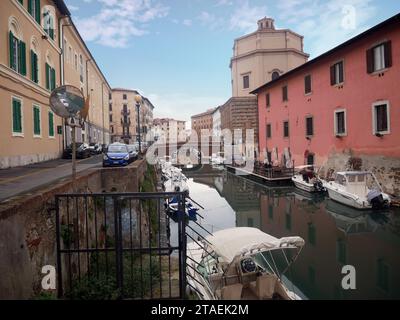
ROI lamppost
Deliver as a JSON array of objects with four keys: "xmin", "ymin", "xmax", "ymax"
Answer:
[{"xmin": 134, "ymin": 94, "xmax": 142, "ymax": 154}]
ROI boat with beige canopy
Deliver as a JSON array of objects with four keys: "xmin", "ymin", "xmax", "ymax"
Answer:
[{"xmin": 186, "ymin": 227, "xmax": 305, "ymax": 300}]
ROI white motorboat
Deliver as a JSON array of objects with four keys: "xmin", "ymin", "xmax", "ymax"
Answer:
[
  {"xmin": 324, "ymin": 171, "xmax": 391, "ymax": 210},
  {"xmin": 291, "ymin": 165, "xmax": 325, "ymax": 193},
  {"xmin": 187, "ymin": 227, "xmax": 305, "ymax": 300},
  {"xmin": 163, "ymin": 171, "xmax": 189, "ymax": 193}
]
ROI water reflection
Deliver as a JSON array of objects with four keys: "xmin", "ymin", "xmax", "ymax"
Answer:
[{"xmin": 185, "ymin": 166, "xmax": 400, "ymax": 300}]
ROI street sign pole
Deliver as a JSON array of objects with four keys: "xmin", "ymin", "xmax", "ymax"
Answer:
[{"xmin": 71, "ymin": 124, "xmax": 77, "ymax": 192}]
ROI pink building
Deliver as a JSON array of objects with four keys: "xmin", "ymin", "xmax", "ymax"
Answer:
[{"xmin": 252, "ymin": 14, "xmax": 400, "ymax": 194}]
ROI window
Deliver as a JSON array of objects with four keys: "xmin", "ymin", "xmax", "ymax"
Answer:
[
  {"xmin": 30, "ymin": 49, "xmax": 39, "ymax": 83},
  {"xmin": 110, "ymin": 126, "xmax": 114, "ymax": 134},
  {"xmin": 282, "ymin": 85, "xmax": 288, "ymax": 101},
  {"xmin": 48, "ymin": 111, "xmax": 54, "ymax": 137},
  {"xmin": 271, "ymin": 71, "xmax": 280, "ymax": 80},
  {"xmin": 68, "ymin": 46, "xmax": 72, "ymax": 64},
  {"xmin": 335, "ymin": 110, "xmax": 347, "ymax": 136},
  {"xmin": 45, "ymin": 63, "xmax": 56, "ymax": 91},
  {"xmin": 43, "ymin": 10, "xmax": 55, "ymax": 40},
  {"xmin": 28, "ymin": 0, "xmax": 41, "ymax": 24},
  {"xmin": 12, "ymin": 97, "xmax": 23, "ymax": 135},
  {"xmin": 367, "ymin": 41, "xmax": 392, "ymax": 73},
  {"xmin": 109, "ymin": 114, "xmax": 113, "ymax": 122},
  {"xmin": 123, "ymin": 94, "xmax": 127, "ymax": 100},
  {"xmin": 109, "ymin": 93, "xmax": 112, "ymax": 100},
  {"xmin": 307, "ymin": 153, "xmax": 315, "ymax": 165},
  {"xmin": 33, "ymin": 105, "xmax": 41, "ymax": 136},
  {"xmin": 283, "ymin": 121, "xmax": 289, "ymax": 138},
  {"xmin": 243, "ymin": 75, "xmax": 249, "ymax": 89},
  {"xmin": 109, "ymin": 103, "xmax": 112, "ymax": 111},
  {"xmin": 266, "ymin": 123, "xmax": 271, "ymax": 139},
  {"xmin": 306, "ymin": 116, "xmax": 314, "ymax": 136},
  {"xmin": 266, "ymin": 93, "xmax": 270, "ymax": 108},
  {"xmin": 79, "ymin": 55, "xmax": 84, "ymax": 83},
  {"xmin": 74, "ymin": 53, "xmax": 78, "ymax": 71},
  {"xmin": 304, "ymin": 74, "xmax": 312, "ymax": 94},
  {"xmin": 330, "ymin": 61, "xmax": 344, "ymax": 85},
  {"xmin": 268, "ymin": 205, "xmax": 273, "ymax": 220},
  {"xmin": 9, "ymin": 31, "xmax": 26, "ymax": 76},
  {"xmin": 372, "ymin": 102, "xmax": 390, "ymax": 135}
]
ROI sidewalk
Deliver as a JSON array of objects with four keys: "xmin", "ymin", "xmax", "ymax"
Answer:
[{"xmin": 0, "ymin": 155, "xmax": 102, "ymax": 203}]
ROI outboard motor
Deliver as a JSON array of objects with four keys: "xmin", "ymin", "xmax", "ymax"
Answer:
[
  {"xmin": 367, "ymin": 189, "xmax": 387, "ymax": 209},
  {"xmin": 313, "ymin": 180, "xmax": 325, "ymax": 192}
]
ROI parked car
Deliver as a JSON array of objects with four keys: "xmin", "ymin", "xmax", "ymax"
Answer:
[
  {"xmin": 103, "ymin": 143, "xmax": 130, "ymax": 167},
  {"xmin": 63, "ymin": 143, "xmax": 91, "ymax": 159},
  {"xmin": 89, "ymin": 143, "xmax": 103, "ymax": 155},
  {"xmin": 127, "ymin": 145, "xmax": 139, "ymax": 163}
]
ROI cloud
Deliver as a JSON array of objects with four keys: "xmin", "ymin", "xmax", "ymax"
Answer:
[
  {"xmin": 68, "ymin": 5, "xmax": 79, "ymax": 11},
  {"xmin": 197, "ymin": 11, "xmax": 225, "ymax": 31},
  {"xmin": 215, "ymin": 0, "xmax": 233, "ymax": 6},
  {"xmin": 145, "ymin": 92, "xmax": 226, "ymax": 122},
  {"xmin": 276, "ymin": 0, "xmax": 377, "ymax": 57},
  {"xmin": 229, "ymin": 1, "xmax": 268, "ymax": 33},
  {"xmin": 74, "ymin": 0, "xmax": 169, "ymax": 48},
  {"xmin": 183, "ymin": 19, "xmax": 192, "ymax": 27}
]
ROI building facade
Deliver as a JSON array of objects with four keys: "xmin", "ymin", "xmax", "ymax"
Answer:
[
  {"xmin": 153, "ymin": 118, "xmax": 186, "ymax": 143},
  {"xmin": 0, "ymin": 0, "xmax": 69, "ymax": 168},
  {"xmin": 212, "ymin": 106, "xmax": 221, "ymax": 138},
  {"xmin": 253, "ymin": 14, "xmax": 400, "ymax": 195},
  {"xmin": 0, "ymin": 0, "xmax": 111, "ymax": 169},
  {"xmin": 109, "ymin": 88, "xmax": 154, "ymax": 144},
  {"xmin": 62, "ymin": 18, "xmax": 111, "ymax": 147},
  {"xmin": 191, "ymin": 108, "xmax": 215, "ymax": 137},
  {"xmin": 230, "ymin": 17, "xmax": 309, "ymax": 98}
]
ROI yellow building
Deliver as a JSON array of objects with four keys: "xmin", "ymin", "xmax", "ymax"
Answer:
[
  {"xmin": 0, "ymin": 0, "xmax": 111, "ymax": 168},
  {"xmin": 109, "ymin": 88, "xmax": 154, "ymax": 144}
]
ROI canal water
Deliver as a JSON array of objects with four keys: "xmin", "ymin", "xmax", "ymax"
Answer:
[{"xmin": 182, "ymin": 165, "xmax": 400, "ymax": 300}]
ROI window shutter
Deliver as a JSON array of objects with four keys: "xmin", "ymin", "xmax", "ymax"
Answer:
[
  {"xmin": 384, "ymin": 41, "xmax": 392, "ymax": 68},
  {"xmin": 330, "ymin": 65, "xmax": 335, "ymax": 85},
  {"xmin": 34, "ymin": 53, "xmax": 38, "ymax": 83},
  {"xmin": 366, "ymin": 48, "xmax": 374, "ymax": 74},
  {"xmin": 49, "ymin": 112, "xmax": 54, "ymax": 136},
  {"xmin": 19, "ymin": 41, "xmax": 27, "ymax": 76},
  {"xmin": 31, "ymin": 50, "xmax": 35, "ymax": 82},
  {"xmin": 28, "ymin": 0, "xmax": 32, "ymax": 14},
  {"xmin": 45, "ymin": 63, "xmax": 50, "ymax": 89},
  {"xmin": 17, "ymin": 101, "xmax": 22, "ymax": 132},
  {"xmin": 13, "ymin": 100, "xmax": 22, "ymax": 133},
  {"xmin": 35, "ymin": 0, "xmax": 41, "ymax": 24},
  {"xmin": 51, "ymin": 68, "xmax": 56, "ymax": 90},
  {"xmin": 9, "ymin": 31, "xmax": 15, "ymax": 69},
  {"xmin": 12, "ymin": 100, "xmax": 18, "ymax": 132},
  {"xmin": 338, "ymin": 62, "xmax": 344, "ymax": 83}
]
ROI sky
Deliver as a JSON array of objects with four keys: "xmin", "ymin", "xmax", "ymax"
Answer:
[{"xmin": 64, "ymin": 0, "xmax": 400, "ymax": 123}]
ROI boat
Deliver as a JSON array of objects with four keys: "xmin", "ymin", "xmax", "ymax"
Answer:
[
  {"xmin": 187, "ymin": 227, "xmax": 305, "ymax": 300},
  {"xmin": 324, "ymin": 171, "xmax": 391, "ymax": 210},
  {"xmin": 210, "ymin": 152, "xmax": 226, "ymax": 166},
  {"xmin": 165, "ymin": 197, "xmax": 200, "ymax": 221},
  {"xmin": 291, "ymin": 165, "xmax": 325, "ymax": 193}
]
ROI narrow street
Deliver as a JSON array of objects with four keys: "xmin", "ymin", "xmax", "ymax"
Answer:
[{"xmin": 0, "ymin": 155, "xmax": 102, "ymax": 203}]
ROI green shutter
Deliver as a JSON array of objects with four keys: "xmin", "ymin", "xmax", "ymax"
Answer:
[
  {"xmin": 19, "ymin": 41, "xmax": 26, "ymax": 76},
  {"xmin": 34, "ymin": 53, "xmax": 38, "ymax": 83},
  {"xmin": 18, "ymin": 0, "xmax": 23, "ymax": 5},
  {"xmin": 49, "ymin": 112, "xmax": 54, "ymax": 136},
  {"xmin": 51, "ymin": 68, "xmax": 56, "ymax": 90},
  {"xmin": 28, "ymin": 0, "xmax": 32, "ymax": 14},
  {"xmin": 9, "ymin": 31, "xmax": 15, "ymax": 70},
  {"xmin": 35, "ymin": 0, "xmax": 41, "ymax": 24},
  {"xmin": 12, "ymin": 99, "xmax": 22, "ymax": 133},
  {"xmin": 30, "ymin": 50, "xmax": 35, "ymax": 82},
  {"xmin": 45, "ymin": 63, "xmax": 50, "ymax": 89},
  {"xmin": 33, "ymin": 107, "xmax": 40, "ymax": 135}
]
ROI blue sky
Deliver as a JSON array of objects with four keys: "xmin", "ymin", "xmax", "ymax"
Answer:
[{"xmin": 64, "ymin": 0, "xmax": 400, "ymax": 122}]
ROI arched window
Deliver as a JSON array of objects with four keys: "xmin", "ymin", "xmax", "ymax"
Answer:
[
  {"xmin": 30, "ymin": 36, "xmax": 40, "ymax": 84},
  {"xmin": 271, "ymin": 71, "xmax": 280, "ymax": 81},
  {"xmin": 9, "ymin": 17, "xmax": 26, "ymax": 76},
  {"xmin": 42, "ymin": 7, "xmax": 55, "ymax": 40}
]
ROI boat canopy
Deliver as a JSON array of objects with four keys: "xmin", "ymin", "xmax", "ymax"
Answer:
[{"xmin": 204, "ymin": 227, "xmax": 305, "ymax": 262}]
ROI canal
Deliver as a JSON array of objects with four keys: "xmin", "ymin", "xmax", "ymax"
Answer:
[{"xmin": 181, "ymin": 165, "xmax": 400, "ymax": 300}]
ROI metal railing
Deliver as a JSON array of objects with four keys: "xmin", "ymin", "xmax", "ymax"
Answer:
[{"xmin": 55, "ymin": 192, "xmax": 187, "ymax": 300}]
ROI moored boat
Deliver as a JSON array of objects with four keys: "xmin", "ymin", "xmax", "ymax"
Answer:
[
  {"xmin": 187, "ymin": 227, "xmax": 305, "ymax": 300},
  {"xmin": 324, "ymin": 171, "xmax": 391, "ymax": 210},
  {"xmin": 291, "ymin": 165, "xmax": 325, "ymax": 193}
]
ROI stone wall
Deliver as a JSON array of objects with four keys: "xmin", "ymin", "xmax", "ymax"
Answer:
[{"xmin": 0, "ymin": 159, "xmax": 148, "ymax": 299}]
